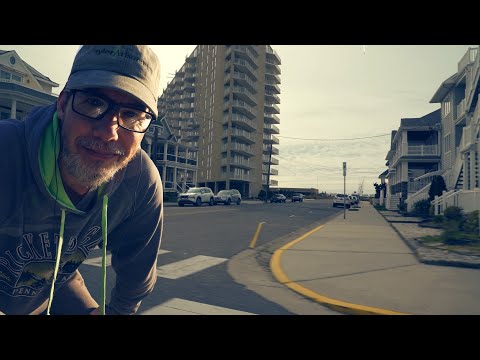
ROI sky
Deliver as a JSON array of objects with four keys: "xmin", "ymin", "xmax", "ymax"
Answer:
[{"xmin": 0, "ymin": 45, "xmax": 475, "ymax": 194}]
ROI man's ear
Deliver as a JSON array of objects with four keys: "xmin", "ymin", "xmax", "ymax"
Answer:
[{"xmin": 57, "ymin": 89, "xmax": 70, "ymax": 122}]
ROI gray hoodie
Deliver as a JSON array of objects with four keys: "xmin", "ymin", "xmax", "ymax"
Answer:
[{"xmin": 0, "ymin": 104, "xmax": 163, "ymax": 315}]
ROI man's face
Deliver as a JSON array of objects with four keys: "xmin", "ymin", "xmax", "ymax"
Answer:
[{"xmin": 57, "ymin": 88, "xmax": 147, "ymax": 191}]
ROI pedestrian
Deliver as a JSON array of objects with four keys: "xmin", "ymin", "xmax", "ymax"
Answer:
[{"xmin": 0, "ymin": 45, "xmax": 163, "ymax": 315}]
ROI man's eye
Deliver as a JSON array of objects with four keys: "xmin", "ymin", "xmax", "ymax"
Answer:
[
  {"xmin": 86, "ymin": 97, "xmax": 105, "ymax": 107},
  {"xmin": 121, "ymin": 110, "xmax": 142, "ymax": 121}
]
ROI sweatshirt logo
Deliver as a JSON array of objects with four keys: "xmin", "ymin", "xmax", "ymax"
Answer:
[{"xmin": 0, "ymin": 226, "xmax": 101, "ymax": 297}]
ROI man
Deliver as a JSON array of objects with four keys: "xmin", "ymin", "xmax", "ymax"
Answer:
[{"xmin": 0, "ymin": 45, "xmax": 163, "ymax": 315}]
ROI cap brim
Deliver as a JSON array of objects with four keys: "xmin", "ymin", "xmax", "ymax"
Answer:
[{"xmin": 66, "ymin": 70, "xmax": 158, "ymax": 118}]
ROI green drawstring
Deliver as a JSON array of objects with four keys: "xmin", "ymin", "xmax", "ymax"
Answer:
[
  {"xmin": 46, "ymin": 195, "xmax": 108, "ymax": 316},
  {"xmin": 100, "ymin": 195, "xmax": 109, "ymax": 315},
  {"xmin": 47, "ymin": 209, "xmax": 66, "ymax": 315}
]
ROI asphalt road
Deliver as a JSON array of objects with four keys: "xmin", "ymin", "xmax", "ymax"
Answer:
[{"xmin": 79, "ymin": 199, "xmax": 342, "ymax": 314}]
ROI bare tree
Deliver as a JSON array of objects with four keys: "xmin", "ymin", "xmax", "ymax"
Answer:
[{"xmin": 358, "ymin": 179, "xmax": 364, "ymax": 196}]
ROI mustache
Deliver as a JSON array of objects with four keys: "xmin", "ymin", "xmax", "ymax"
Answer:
[{"xmin": 76, "ymin": 137, "xmax": 126, "ymax": 156}]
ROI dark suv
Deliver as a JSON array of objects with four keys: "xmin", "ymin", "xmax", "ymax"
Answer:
[{"xmin": 291, "ymin": 193, "xmax": 305, "ymax": 202}]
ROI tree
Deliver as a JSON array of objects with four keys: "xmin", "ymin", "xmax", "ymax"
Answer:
[
  {"xmin": 428, "ymin": 175, "xmax": 447, "ymax": 201},
  {"xmin": 358, "ymin": 179, "xmax": 364, "ymax": 196},
  {"xmin": 373, "ymin": 182, "xmax": 386, "ymax": 199}
]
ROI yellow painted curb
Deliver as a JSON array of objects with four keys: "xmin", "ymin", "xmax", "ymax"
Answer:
[{"xmin": 270, "ymin": 222, "xmax": 409, "ymax": 315}]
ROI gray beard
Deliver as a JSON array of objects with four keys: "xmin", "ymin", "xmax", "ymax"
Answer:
[{"xmin": 59, "ymin": 135, "xmax": 132, "ymax": 190}]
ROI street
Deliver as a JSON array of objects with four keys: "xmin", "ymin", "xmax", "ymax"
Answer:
[{"xmin": 79, "ymin": 199, "xmax": 341, "ymax": 314}]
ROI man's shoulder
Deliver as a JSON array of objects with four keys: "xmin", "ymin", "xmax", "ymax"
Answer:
[
  {"xmin": 0, "ymin": 119, "xmax": 25, "ymax": 148},
  {"xmin": 127, "ymin": 150, "xmax": 160, "ymax": 180}
]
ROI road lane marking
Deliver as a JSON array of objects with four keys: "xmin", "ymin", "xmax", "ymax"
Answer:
[
  {"xmin": 140, "ymin": 298, "xmax": 255, "ymax": 315},
  {"xmin": 83, "ymin": 249, "xmax": 170, "ymax": 268},
  {"xmin": 249, "ymin": 222, "xmax": 266, "ymax": 249},
  {"xmin": 156, "ymin": 255, "xmax": 227, "ymax": 279}
]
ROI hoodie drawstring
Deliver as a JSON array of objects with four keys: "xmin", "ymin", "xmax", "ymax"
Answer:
[
  {"xmin": 46, "ymin": 195, "xmax": 109, "ymax": 316},
  {"xmin": 46, "ymin": 209, "xmax": 66, "ymax": 315},
  {"xmin": 100, "ymin": 195, "xmax": 108, "ymax": 315}
]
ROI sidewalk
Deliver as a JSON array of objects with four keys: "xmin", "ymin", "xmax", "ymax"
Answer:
[{"xmin": 273, "ymin": 202, "xmax": 480, "ymax": 315}]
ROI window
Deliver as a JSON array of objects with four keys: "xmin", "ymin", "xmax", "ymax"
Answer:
[
  {"xmin": 442, "ymin": 99, "xmax": 451, "ymax": 117},
  {"xmin": 12, "ymin": 74, "xmax": 22, "ymax": 82},
  {"xmin": 443, "ymin": 133, "xmax": 451, "ymax": 153},
  {"xmin": 1, "ymin": 70, "xmax": 11, "ymax": 80}
]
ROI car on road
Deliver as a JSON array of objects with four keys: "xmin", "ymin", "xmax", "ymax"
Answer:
[
  {"xmin": 270, "ymin": 194, "xmax": 287, "ymax": 203},
  {"xmin": 178, "ymin": 187, "xmax": 215, "ymax": 207},
  {"xmin": 214, "ymin": 189, "xmax": 242, "ymax": 205},
  {"xmin": 291, "ymin": 193, "xmax": 305, "ymax": 202},
  {"xmin": 332, "ymin": 193, "xmax": 351, "ymax": 208}
]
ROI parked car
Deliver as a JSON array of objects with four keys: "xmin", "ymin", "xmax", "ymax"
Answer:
[
  {"xmin": 271, "ymin": 194, "xmax": 287, "ymax": 203},
  {"xmin": 178, "ymin": 187, "xmax": 215, "ymax": 207},
  {"xmin": 291, "ymin": 193, "xmax": 305, "ymax": 202},
  {"xmin": 214, "ymin": 189, "xmax": 242, "ymax": 205},
  {"xmin": 332, "ymin": 194, "xmax": 351, "ymax": 208}
]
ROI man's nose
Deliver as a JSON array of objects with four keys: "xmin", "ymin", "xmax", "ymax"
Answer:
[{"xmin": 92, "ymin": 110, "xmax": 120, "ymax": 142}]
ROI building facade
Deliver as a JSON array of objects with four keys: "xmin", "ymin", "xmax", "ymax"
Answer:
[
  {"xmin": 384, "ymin": 110, "xmax": 442, "ymax": 210},
  {"xmin": 383, "ymin": 46, "xmax": 480, "ymax": 214},
  {"xmin": 156, "ymin": 45, "xmax": 281, "ymax": 198},
  {"xmin": 0, "ymin": 50, "xmax": 58, "ymax": 120}
]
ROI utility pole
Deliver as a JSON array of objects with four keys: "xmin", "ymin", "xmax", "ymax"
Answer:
[
  {"xmin": 343, "ymin": 161, "xmax": 347, "ymax": 220},
  {"xmin": 265, "ymin": 142, "xmax": 273, "ymax": 203}
]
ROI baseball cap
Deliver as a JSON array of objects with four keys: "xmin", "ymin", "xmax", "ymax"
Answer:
[{"xmin": 65, "ymin": 45, "xmax": 161, "ymax": 117}]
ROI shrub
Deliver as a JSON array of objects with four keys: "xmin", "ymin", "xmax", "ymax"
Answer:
[
  {"xmin": 464, "ymin": 210, "xmax": 479, "ymax": 234},
  {"xmin": 433, "ymin": 215, "xmax": 445, "ymax": 224},
  {"xmin": 443, "ymin": 206, "xmax": 463, "ymax": 222},
  {"xmin": 413, "ymin": 199, "xmax": 431, "ymax": 218}
]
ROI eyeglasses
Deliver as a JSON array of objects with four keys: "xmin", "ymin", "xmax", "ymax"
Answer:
[{"xmin": 70, "ymin": 90, "xmax": 155, "ymax": 133}]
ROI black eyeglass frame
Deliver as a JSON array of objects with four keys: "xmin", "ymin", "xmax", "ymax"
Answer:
[{"xmin": 68, "ymin": 89, "xmax": 156, "ymax": 133}]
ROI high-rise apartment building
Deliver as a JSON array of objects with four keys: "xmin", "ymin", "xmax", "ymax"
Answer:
[{"xmin": 157, "ymin": 45, "xmax": 281, "ymax": 198}]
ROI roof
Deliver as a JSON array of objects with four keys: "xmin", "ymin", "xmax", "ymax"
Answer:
[
  {"xmin": 430, "ymin": 73, "xmax": 458, "ymax": 103},
  {"xmin": 378, "ymin": 169, "xmax": 388, "ymax": 178},
  {"xmin": 400, "ymin": 109, "xmax": 441, "ymax": 128},
  {"xmin": 0, "ymin": 49, "xmax": 59, "ymax": 86}
]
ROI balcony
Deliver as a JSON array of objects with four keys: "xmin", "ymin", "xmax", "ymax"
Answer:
[
  {"xmin": 225, "ymin": 85, "xmax": 256, "ymax": 105},
  {"xmin": 264, "ymin": 112, "xmax": 280, "ymax": 125},
  {"xmin": 263, "ymin": 134, "xmax": 279, "ymax": 144},
  {"xmin": 224, "ymin": 113, "xmax": 257, "ymax": 132},
  {"xmin": 263, "ymin": 144, "xmax": 279, "ymax": 155},
  {"xmin": 223, "ymin": 143, "xmax": 255, "ymax": 157},
  {"xmin": 231, "ymin": 57, "xmax": 257, "ymax": 80},
  {"xmin": 265, "ymin": 91, "xmax": 280, "ymax": 104},
  {"xmin": 226, "ymin": 71, "xmax": 257, "ymax": 92},
  {"xmin": 264, "ymin": 80, "xmax": 280, "ymax": 94},
  {"xmin": 263, "ymin": 156, "xmax": 279, "ymax": 165},
  {"xmin": 265, "ymin": 60, "xmax": 281, "ymax": 75},
  {"xmin": 391, "ymin": 144, "xmax": 440, "ymax": 165},
  {"xmin": 456, "ymin": 99, "xmax": 467, "ymax": 123},
  {"xmin": 458, "ymin": 47, "xmax": 478, "ymax": 74},
  {"xmin": 461, "ymin": 124, "xmax": 478, "ymax": 152},
  {"xmin": 229, "ymin": 157, "xmax": 252, "ymax": 169},
  {"xmin": 265, "ymin": 46, "xmax": 281, "ymax": 65},
  {"xmin": 265, "ymin": 71, "xmax": 281, "ymax": 85},
  {"xmin": 264, "ymin": 102, "xmax": 280, "ymax": 114},
  {"xmin": 264, "ymin": 123, "xmax": 280, "ymax": 134},
  {"xmin": 228, "ymin": 99, "xmax": 257, "ymax": 119},
  {"xmin": 226, "ymin": 128, "xmax": 255, "ymax": 143}
]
